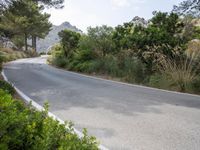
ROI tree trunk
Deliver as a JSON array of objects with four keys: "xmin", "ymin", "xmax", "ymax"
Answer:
[
  {"xmin": 24, "ymin": 33, "xmax": 28, "ymax": 51},
  {"xmin": 32, "ymin": 36, "xmax": 37, "ymax": 51}
]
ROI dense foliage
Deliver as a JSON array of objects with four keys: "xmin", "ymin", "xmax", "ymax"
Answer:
[
  {"xmin": 0, "ymin": 87, "xmax": 99, "ymax": 150},
  {"xmin": 50, "ymin": 12, "xmax": 200, "ymax": 94}
]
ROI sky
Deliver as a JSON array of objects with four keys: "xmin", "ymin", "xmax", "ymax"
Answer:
[{"xmin": 45, "ymin": 0, "xmax": 183, "ymax": 32}]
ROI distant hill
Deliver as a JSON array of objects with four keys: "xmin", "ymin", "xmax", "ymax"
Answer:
[{"xmin": 36, "ymin": 22, "xmax": 82, "ymax": 52}]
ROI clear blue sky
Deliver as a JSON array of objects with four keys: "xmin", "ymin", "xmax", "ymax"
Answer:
[{"xmin": 45, "ymin": 0, "xmax": 183, "ymax": 32}]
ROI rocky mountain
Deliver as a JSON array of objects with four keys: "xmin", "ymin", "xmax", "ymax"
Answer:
[
  {"xmin": 131, "ymin": 16, "xmax": 148, "ymax": 27},
  {"xmin": 36, "ymin": 22, "xmax": 82, "ymax": 52}
]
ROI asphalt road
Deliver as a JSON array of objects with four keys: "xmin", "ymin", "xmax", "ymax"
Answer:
[{"xmin": 3, "ymin": 56, "xmax": 200, "ymax": 150}]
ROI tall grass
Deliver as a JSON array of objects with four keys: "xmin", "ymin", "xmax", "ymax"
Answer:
[
  {"xmin": 159, "ymin": 52, "xmax": 200, "ymax": 92},
  {"xmin": 0, "ymin": 47, "xmax": 37, "ymax": 62}
]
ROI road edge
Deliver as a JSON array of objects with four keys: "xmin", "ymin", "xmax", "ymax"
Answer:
[
  {"xmin": 50, "ymin": 64, "xmax": 200, "ymax": 99},
  {"xmin": 7, "ymin": 56, "xmax": 200, "ymax": 98},
  {"xmin": 1, "ymin": 69, "xmax": 108, "ymax": 150}
]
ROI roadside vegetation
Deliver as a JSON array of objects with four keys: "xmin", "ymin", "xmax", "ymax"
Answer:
[
  {"xmin": 0, "ymin": 47, "xmax": 38, "ymax": 61},
  {"xmin": 0, "ymin": 80, "xmax": 99, "ymax": 149},
  {"xmin": 49, "ymin": 10, "xmax": 200, "ymax": 94}
]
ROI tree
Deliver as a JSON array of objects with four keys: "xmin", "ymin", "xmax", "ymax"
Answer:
[
  {"xmin": 0, "ymin": 0, "xmax": 52, "ymax": 51},
  {"xmin": 58, "ymin": 30, "xmax": 81, "ymax": 58},
  {"xmin": 173, "ymin": 0, "xmax": 200, "ymax": 17},
  {"xmin": 87, "ymin": 25, "xmax": 115, "ymax": 57},
  {"xmin": 34, "ymin": 0, "xmax": 64, "ymax": 8},
  {"xmin": 134, "ymin": 12, "xmax": 185, "ymax": 70},
  {"xmin": 27, "ymin": 4, "xmax": 52, "ymax": 51},
  {"xmin": 0, "ymin": 0, "xmax": 63, "ymax": 40},
  {"xmin": 30, "ymin": 12, "xmax": 52, "ymax": 51},
  {"xmin": 112, "ymin": 22, "xmax": 135, "ymax": 51},
  {"xmin": 0, "ymin": 5, "xmax": 30, "ymax": 50},
  {"xmin": 0, "ymin": 0, "xmax": 64, "ymax": 9},
  {"xmin": 112, "ymin": 12, "xmax": 187, "ymax": 72}
]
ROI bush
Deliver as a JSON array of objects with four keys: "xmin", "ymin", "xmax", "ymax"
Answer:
[
  {"xmin": 74, "ymin": 49, "xmax": 97, "ymax": 63},
  {"xmin": 122, "ymin": 58, "xmax": 147, "ymax": 83},
  {"xmin": 101, "ymin": 55, "xmax": 119, "ymax": 76},
  {"xmin": 0, "ymin": 89, "xmax": 99, "ymax": 150},
  {"xmin": 70, "ymin": 60, "xmax": 95, "ymax": 73},
  {"xmin": 50, "ymin": 44, "xmax": 68, "ymax": 68},
  {"xmin": 52, "ymin": 56, "xmax": 68, "ymax": 68},
  {"xmin": 68, "ymin": 49, "xmax": 98, "ymax": 73},
  {"xmin": 0, "ymin": 80, "xmax": 15, "ymax": 95}
]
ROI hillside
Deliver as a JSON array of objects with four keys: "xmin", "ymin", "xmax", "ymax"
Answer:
[{"xmin": 36, "ymin": 22, "xmax": 82, "ymax": 52}]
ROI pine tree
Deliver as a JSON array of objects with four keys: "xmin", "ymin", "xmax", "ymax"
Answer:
[
  {"xmin": 30, "ymin": 12, "xmax": 52, "ymax": 51},
  {"xmin": 0, "ymin": 0, "xmax": 52, "ymax": 51}
]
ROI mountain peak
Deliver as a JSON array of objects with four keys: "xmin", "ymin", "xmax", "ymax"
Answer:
[
  {"xmin": 36, "ymin": 21, "xmax": 82, "ymax": 52},
  {"xmin": 131, "ymin": 16, "xmax": 148, "ymax": 27},
  {"xmin": 60, "ymin": 21, "xmax": 70, "ymax": 26}
]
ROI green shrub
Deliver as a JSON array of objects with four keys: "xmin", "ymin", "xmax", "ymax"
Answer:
[
  {"xmin": 122, "ymin": 58, "xmax": 146, "ymax": 83},
  {"xmin": 74, "ymin": 49, "xmax": 96, "ymax": 63},
  {"xmin": 50, "ymin": 45, "xmax": 68, "ymax": 68},
  {"xmin": 0, "ymin": 89, "xmax": 99, "ymax": 150},
  {"xmin": 52, "ymin": 56, "xmax": 68, "ymax": 68},
  {"xmin": 67, "ymin": 49, "xmax": 98, "ymax": 73},
  {"xmin": 70, "ymin": 61, "xmax": 95, "ymax": 73},
  {"xmin": 0, "ymin": 80, "xmax": 15, "ymax": 95},
  {"xmin": 101, "ymin": 55, "xmax": 119, "ymax": 76}
]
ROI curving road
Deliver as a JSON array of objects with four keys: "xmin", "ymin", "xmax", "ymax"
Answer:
[{"xmin": 3, "ymin": 56, "xmax": 200, "ymax": 150}]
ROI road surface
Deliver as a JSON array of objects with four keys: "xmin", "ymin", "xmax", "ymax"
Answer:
[{"xmin": 3, "ymin": 56, "xmax": 200, "ymax": 150}]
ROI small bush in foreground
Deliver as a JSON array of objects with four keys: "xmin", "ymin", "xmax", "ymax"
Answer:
[{"xmin": 0, "ymin": 89, "xmax": 99, "ymax": 150}]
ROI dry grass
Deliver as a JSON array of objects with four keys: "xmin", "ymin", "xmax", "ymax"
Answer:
[
  {"xmin": 159, "ymin": 53, "xmax": 200, "ymax": 92},
  {"xmin": 0, "ymin": 47, "xmax": 38, "ymax": 62}
]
